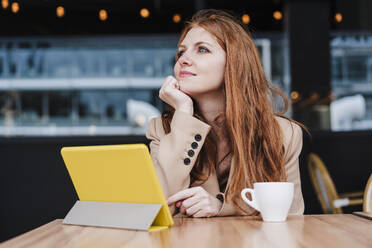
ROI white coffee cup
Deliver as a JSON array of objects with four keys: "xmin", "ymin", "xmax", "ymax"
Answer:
[{"xmin": 241, "ymin": 182, "xmax": 294, "ymax": 222}]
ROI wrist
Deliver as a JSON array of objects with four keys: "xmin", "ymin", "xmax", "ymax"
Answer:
[
  {"xmin": 215, "ymin": 193, "xmax": 224, "ymax": 214},
  {"xmin": 177, "ymin": 104, "xmax": 194, "ymax": 115}
]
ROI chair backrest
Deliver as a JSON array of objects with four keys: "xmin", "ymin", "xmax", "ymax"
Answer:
[
  {"xmin": 363, "ymin": 174, "xmax": 372, "ymax": 212},
  {"xmin": 307, "ymin": 153, "xmax": 342, "ymax": 214}
]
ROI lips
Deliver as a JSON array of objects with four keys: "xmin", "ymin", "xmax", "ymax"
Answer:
[{"xmin": 179, "ymin": 70, "xmax": 196, "ymax": 78}]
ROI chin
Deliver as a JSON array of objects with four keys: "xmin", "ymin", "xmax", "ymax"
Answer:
[
  {"xmin": 179, "ymin": 87, "xmax": 195, "ymax": 96},
  {"xmin": 179, "ymin": 80, "xmax": 198, "ymax": 94},
  {"xmin": 181, "ymin": 88, "xmax": 209, "ymax": 98}
]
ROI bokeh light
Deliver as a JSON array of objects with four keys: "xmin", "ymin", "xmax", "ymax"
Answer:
[
  {"xmin": 99, "ymin": 9, "xmax": 108, "ymax": 21},
  {"xmin": 335, "ymin": 13, "xmax": 342, "ymax": 23},
  {"xmin": 56, "ymin": 6, "xmax": 65, "ymax": 18},
  {"xmin": 242, "ymin": 14, "xmax": 250, "ymax": 24},
  {"xmin": 173, "ymin": 14, "xmax": 181, "ymax": 23},
  {"xmin": 11, "ymin": 2, "xmax": 19, "ymax": 13},
  {"xmin": 140, "ymin": 8, "xmax": 150, "ymax": 18},
  {"xmin": 1, "ymin": 0, "xmax": 9, "ymax": 9},
  {"xmin": 273, "ymin": 11, "xmax": 282, "ymax": 20}
]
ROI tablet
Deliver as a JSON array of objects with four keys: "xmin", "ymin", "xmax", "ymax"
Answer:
[{"xmin": 61, "ymin": 144, "xmax": 173, "ymax": 230}]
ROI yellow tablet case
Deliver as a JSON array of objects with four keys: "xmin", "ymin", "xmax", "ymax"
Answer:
[{"xmin": 61, "ymin": 144, "xmax": 173, "ymax": 232}]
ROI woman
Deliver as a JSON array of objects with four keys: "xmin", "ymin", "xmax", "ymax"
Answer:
[{"xmin": 146, "ymin": 9, "xmax": 304, "ymax": 217}]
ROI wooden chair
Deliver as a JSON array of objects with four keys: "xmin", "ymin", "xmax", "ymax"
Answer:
[
  {"xmin": 363, "ymin": 174, "xmax": 372, "ymax": 212},
  {"xmin": 307, "ymin": 153, "xmax": 363, "ymax": 214}
]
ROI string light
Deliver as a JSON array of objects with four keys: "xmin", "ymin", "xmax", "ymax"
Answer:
[
  {"xmin": 56, "ymin": 6, "xmax": 65, "ymax": 18},
  {"xmin": 140, "ymin": 8, "xmax": 150, "ymax": 18},
  {"xmin": 11, "ymin": 1, "xmax": 19, "ymax": 13},
  {"xmin": 335, "ymin": 13, "xmax": 342, "ymax": 23},
  {"xmin": 242, "ymin": 14, "xmax": 250, "ymax": 24},
  {"xmin": 99, "ymin": 9, "xmax": 108, "ymax": 21},
  {"xmin": 291, "ymin": 91, "xmax": 300, "ymax": 101},
  {"xmin": 173, "ymin": 14, "xmax": 181, "ymax": 23},
  {"xmin": 1, "ymin": 0, "xmax": 9, "ymax": 9},
  {"xmin": 273, "ymin": 11, "xmax": 282, "ymax": 20},
  {"xmin": 310, "ymin": 92, "xmax": 319, "ymax": 100}
]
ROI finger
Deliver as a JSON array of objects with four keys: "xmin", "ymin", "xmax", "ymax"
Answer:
[
  {"xmin": 165, "ymin": 75, "xmax": 175, "ymax": 84},
  {"xmin": 167, "ymin": 190, "xmax": 193, "ymax": 205},
  {"xmin": 181, "ymin": 194, "xmax": 200, "ymax": 209},
  {"xmin": 179, "ymin": 204, "xmax": 186, "ymax": 215},
  {"xmin": 175, "ymin": 200, "xmax": 182, "ymax": 208},
  {"xmin": 171, "ymin": 201, "xmax": 184, "ymax": 215},
  {"xmin": 165, "ymin": 75, "xmax": 176, "ymax": 85},
  {"xmin": 159, "ymin": 88, "xmax": 163, "ymax": 98},
  {"xmin": 175, "ymin": 81, "xmax": 180, "ymax": 90},
  {"xmin": 160, "ymin": 79, "xmax": 174, "ymax": 97},
  {"xmin": 193, "ymin": 209, "xmax": 211, "ymax": 218},
  {"xmin": 185, "ymin": 201, "xmax": 205, "ymax": 216},
  {"xmin": 168, "ymin": 79, "xmax": 178, "ymax": 90},
  {"xmin": 167, "ymin": 188, "xmax": 199, "ymax": 205},
  {"xmin": 180, "ymin": 197, "xmax": 199, "ymax": 216},
  {"xmin": 161, "ymin": 76, "xmax": 174, "ymax": 92},
  {"xmin": 162, "ymin": 80, "xmax": 177, "ymax": 95}
]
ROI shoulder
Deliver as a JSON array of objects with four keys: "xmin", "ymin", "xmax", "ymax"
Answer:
[
  {"xmin": 274, "ymin": 116, "xmax": 303, "ymax": 154},
  {"xmin": 275, "ymin": 116, "xmax": 302, "ymax": 137}
]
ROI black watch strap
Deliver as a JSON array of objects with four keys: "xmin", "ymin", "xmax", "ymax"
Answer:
[{"xmin": 216, "ymin": 193, "xmax": 224, "ymax": 203}]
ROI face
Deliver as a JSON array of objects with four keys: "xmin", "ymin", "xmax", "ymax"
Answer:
[{"xmin": 174, "ymin": 26, "xmax": 226, "ymax": 97}]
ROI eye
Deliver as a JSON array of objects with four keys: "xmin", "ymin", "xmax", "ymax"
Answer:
[
  {"xmin": 177, "ymin": 50, "xmax": 184, "ymax": 58},
  {"xmin": 198, "ymin": 46, "xmax": 209, "ymax": 53}
]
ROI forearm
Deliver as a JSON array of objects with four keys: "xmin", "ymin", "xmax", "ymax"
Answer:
[{"xmin": 146, "ymin": 110, "xmax": 211, "ymax": 198}]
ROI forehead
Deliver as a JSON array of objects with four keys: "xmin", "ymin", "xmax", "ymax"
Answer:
[{"xmin": 180, "ymin": 26, "xmax": 219, "ymax": 47}]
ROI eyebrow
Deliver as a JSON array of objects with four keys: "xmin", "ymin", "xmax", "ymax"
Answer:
[{"xmin": 178, "ymin": 41, "xmax": 213, "ymax": 49}]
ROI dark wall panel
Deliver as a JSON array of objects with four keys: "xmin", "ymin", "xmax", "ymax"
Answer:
[{"xmin": 286, "ymin": 0, "xmax": 331, "ymax": 97}]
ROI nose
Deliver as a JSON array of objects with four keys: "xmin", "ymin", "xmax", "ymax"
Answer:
[{"xmin": 178, "ymin": 52, "xmax": 192, "ymax": 66}]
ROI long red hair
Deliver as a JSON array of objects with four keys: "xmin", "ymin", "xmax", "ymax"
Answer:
[{"xmin": 162, "ymin": 9, "xmax": 297, "ymax": 213}]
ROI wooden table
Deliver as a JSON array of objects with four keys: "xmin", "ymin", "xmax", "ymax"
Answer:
[{"xmin": 1, "ymin": 214, "xmax": 371, "ymax": 248}]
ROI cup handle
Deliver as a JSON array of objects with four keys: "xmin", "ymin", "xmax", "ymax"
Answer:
[{"xmin": 241, "ymin": 188, "xmax": 260, "ymax": 211}]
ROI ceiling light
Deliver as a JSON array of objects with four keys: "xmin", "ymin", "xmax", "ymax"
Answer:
[
  {"xmin": 335, "ymin": 13, "xmax": 342, "ymax": 23},
  {"xmin": 242, "ymin": 14, "xmax": 250, "ymax": 24},
  {"xmin": 11, "ymin": 2, "xmax": 19, "ymax": 13},
  {"xmin": 56, "ymin": 6, "xmax": 65, "ymax": 18},
  {"xmin": 273, "ymin": 11, "xmax": 282, "ymax": 20},
  {"xmin": 173, "ymin": 14, "xmax": 181, "ymax": 23},
  {"xmin": 99, "ymin": 9, "xmax": 108, "ymax": 21},
  {"xmin": 1, "ymin": 0, "xmax": 9, "ymax": 9},
  {"xmin": 140, "ymin": 8, "xmax": 150, "ymax": 18},
  {"xmin": 291, "ymin": 91, "xmax": 299, "ymax": 101}
]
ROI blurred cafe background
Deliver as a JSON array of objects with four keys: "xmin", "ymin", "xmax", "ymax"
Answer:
[{"xmin": 1, "ymin": 0, "xmax": 372, "ymax": 242}]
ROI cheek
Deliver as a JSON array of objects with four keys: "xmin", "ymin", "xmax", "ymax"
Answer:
[
  {"xmin": 215, "ymin": 59, "xmax": 226, "ymax": 83},
  {"xmin": 174, "ymin": 65, "xmax": 181, "ymax": 81},
  {"xmin": 206, "ymin": 59, "xmax": 225, "ymax": 85}
]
